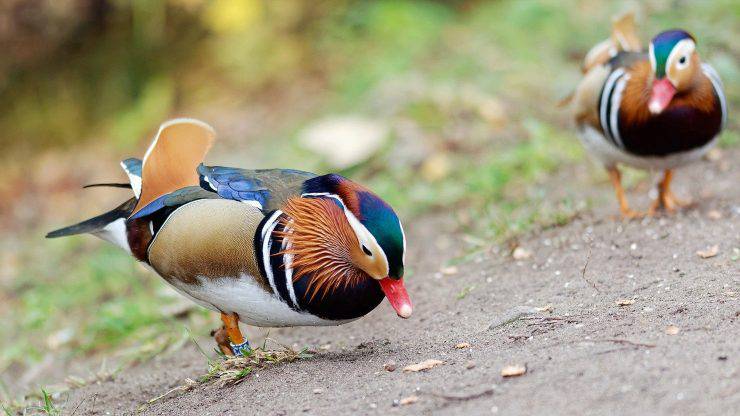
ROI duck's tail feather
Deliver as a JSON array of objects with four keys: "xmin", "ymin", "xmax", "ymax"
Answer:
[
  {"xmin": 130, "ymin": 118, "xmax": 216, "ymax": 218},
  {"xmin": 46, "ymin": 198, "xmax": 137, "ymax": 252},
  {"xmin": 83, "ymin": 182, "xmax": 133, "ymax": 189},
  {"xmin": 581, "ymin": 12, "xmax": 641, "ymax": 73}
]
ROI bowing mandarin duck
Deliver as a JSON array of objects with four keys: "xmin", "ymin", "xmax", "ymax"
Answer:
[
  {"xmin": 572, "ymin": 13, "xmax": 727, "ymax": 217},
  {"xmin": 48, "ymin": 119, "xmax": 411, "ymax": 356}
]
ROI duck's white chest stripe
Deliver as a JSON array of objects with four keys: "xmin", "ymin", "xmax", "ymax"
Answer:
[
  {"xmin": 259, "ymin": 210, "xmax": 301, "ymax": 310},
  {"xmin": 599, "ymin": 67, "xmax": 627, "ymax": 149},
  {"xmin": 261, "ymin": 210, "xmax": 283, "ymax": 300},
  {"xmin": 609, "ymin": 73, "xmax": 629, "ymax": 149},
  {"xmin": 701, "ymin": 63, "xmax": 727, "ymax": 129}
]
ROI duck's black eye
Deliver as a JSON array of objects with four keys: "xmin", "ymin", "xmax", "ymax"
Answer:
[
  {"xmin": 362, "ymin": 245, "xmax": 372, "ymax": 256},
  {"xmin": 679, "ymin": 56, "xmax": 687, "ymax": 64}
]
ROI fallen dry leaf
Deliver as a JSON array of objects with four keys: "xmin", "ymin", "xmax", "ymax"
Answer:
[
  {"xmin": 420, "ymin": 152, "xmax": 452, "ymax": 182},
  {"xmin": 535, "ymin": 304, "xmax": 554, "ymax": 313},
  {"xmin": 399, "ymin": 395, "xmax": 419, "ymax": 406},
  {"xmin": 501, "ymin": 364, "xmax": 527, "ymax": 377},
  {"xmin": 696, "ymin": 245, "xmax": 719, "ymax": 259},
  {"xmin": 512, "ymin": 247, "xmax": 532, "ymax": 260},
  {"xmin": 704, "ymin": 148, "xmax": 723, "ymax": 162},
  {"xmin": 616, "ymin": 299, "xmax": 636, "ymax": 306},
  {"xmin": 665, "ymin": 325, "xmax": 680, "ymax": 335},
  {"xmin": 403, "ymin": 359, "xmax": 444, "ymax": 373},
  {"xmin": 441, "ymin": 266, "xmax": 459, "ymax": 275},
  {"xmin": 706, "ymin": 210, "xmax": 722, "ymax": 220},
  {"xmin": 455, "ymin": 342, "xmax": 470, "ymax": 349}
]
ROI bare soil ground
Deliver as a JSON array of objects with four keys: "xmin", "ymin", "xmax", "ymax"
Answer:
[{"xmin": 60, "ymin": 151, "xmax": 739, "ymax": 415}]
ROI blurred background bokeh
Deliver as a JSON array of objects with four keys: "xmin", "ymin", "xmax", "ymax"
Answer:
[{"xmin": 0, "ymin": 0, "xmax": 737, "ymax": 403}]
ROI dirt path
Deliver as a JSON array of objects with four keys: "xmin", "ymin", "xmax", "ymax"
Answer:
[{"xmin": 63, "ymin": 151, "xmax": 739, "ymax": 415}]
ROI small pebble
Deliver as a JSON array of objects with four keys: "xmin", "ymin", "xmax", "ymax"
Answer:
[
  {"xmin": 384, "ymin": 360, "xmax": 397, "ymax": 372},
  {"xmin": 465, "ymin": 361, "xmax": 476, "ymax": 369}
]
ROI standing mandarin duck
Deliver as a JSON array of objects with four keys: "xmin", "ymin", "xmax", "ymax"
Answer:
[
  {"xmin": 572, "ymin": 13, "xmax": 727, "ymax": 218},
  {"xmin": 47, "ymin": 119, "xmax": 411, "ymax": 356}
]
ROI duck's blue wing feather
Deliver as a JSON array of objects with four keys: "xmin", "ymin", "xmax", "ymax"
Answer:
[
  {"xmin": 198, "ymin": 165, "xmax": 317, "ymax": 211},
  {"xmin": 197, "ymin": 165, "xmax": 271, "ymax": 208}
]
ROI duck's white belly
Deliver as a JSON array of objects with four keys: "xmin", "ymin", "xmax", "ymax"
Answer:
[
  {"xmin": 166, "ymin": 274, "xmax": 352, "ymax": 327},
  {"xmin": 578, "ymin": 125, "xmax": 717, "ymax": 170}
]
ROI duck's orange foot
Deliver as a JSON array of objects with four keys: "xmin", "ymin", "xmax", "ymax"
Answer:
[
  {"xmin": 648, "ymin": 169, "xmax": 693, "ymax": 215},
  {"xmin": 218, "ymin": 312, "xmax": 251, "ymax": 357},
  {"xmin": 608, "ymin": 167, "xmax": 645, "ymax": 220},
  {"xmin": 211, "ymin": 326, "xmax": 235, "ymax": 356},
  {"xmin": 649, "ymin": 190, "xmax": 693, "ymax": 215}
]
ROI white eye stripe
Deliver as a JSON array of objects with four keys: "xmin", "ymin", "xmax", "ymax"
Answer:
[{"xmin": 667, "ymin": 39, "xmax": 695, "ymax": 74}]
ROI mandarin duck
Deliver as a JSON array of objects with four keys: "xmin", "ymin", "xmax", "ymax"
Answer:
[
  {"xmin": 47, "ymin": 119, "xmax": 411, "ymax": 356},
  {"xmin": 572, "ymin": 13, "xmax": 727, "ymax": 217}
]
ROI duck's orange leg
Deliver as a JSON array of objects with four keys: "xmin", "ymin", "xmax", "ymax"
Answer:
[
  {"xmin": 607, "ymin": 167, "xmax": 643, "ymax": 219},
  {"xmin": 648, "ymin": 169, "xmax": 691, "ymax": 215},
  {"xmin": 219, "ymin": 312, "xmax": 250, "ymax": 356}
]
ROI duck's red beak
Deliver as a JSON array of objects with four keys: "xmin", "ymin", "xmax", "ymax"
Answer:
[
  {"xmin": 648, "ymin": 78, "xmax": 676, "ymax": 115},
  {"xmin": 379, "ymin": 277, "xmax": 412, "ymax": 318}
]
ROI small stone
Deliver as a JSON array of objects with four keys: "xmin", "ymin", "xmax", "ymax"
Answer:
[
  {"xmin": 616, "ymin": 299, "xmax": 635, "ymax": 306},
  {"xmin": 313, "ymin": 388, "xmax": 323, "ymax": 394},
  {"xmin": 465, "ymin": 361, "xmax": 476, "ymax": 369},
  {"xmin": 665, "ymin": 325, "xmax": 680, "ymax": 335},
  {"xmin": 384, "ymin": 361, "xmax": 397, "ymax": 372},
  {"xmin": 455, "ymin": 342, "xmax": 471, "ymax": 349}
]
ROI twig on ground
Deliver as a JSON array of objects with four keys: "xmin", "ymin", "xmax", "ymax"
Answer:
[
  {"xmin": 593, "ymin": 338, "xmax": 656, "ymax": 348},
  {"xmin": 141, "ymin": 379, "xmax": 197, "ymax": 409},
  {"xmin": 581, "ymin": 247, "xmax": 601, "ymax": 293},
  {"xmin": 487, "ymin": 306, "xmax": 541, "ymax": 331},
  {"xmin": 521, "ymin": 316, "xmax": 581, "ymax": 324},
  {"xmin": 428, "ymin": 388, "xmax": 494, "ymax": 401}
]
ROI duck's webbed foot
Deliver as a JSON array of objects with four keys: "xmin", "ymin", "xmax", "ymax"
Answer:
[
  {"xmin": 648, "ymin": 170, "xmax": 692, "ymax": 215},
  {"xmin": 211, "ymin": 326, "xmax": 235, "ymax": 356}
]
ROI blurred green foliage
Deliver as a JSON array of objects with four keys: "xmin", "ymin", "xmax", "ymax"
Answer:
[{"xmin": 1, "ymin": 0, "xmax": 737, "ymax": 152}]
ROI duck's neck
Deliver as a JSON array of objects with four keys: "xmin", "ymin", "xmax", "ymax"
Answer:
[{"xmin": 255, "ymin": 211, "xmax": 384, "ymax": 321}]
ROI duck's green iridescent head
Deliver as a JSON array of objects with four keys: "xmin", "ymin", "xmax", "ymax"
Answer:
[{"xmin": 354, "ymin": 190, "xmax": 406, "ymax": 280}]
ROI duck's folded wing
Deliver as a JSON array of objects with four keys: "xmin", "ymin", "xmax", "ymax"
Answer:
[
  {"xmin": 129, "ymin": 186, "xmax": 220, "ymax": 219},
  {"xmin": 198, "ymin": 165, "xmax": 316, "ymax": 211}
]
